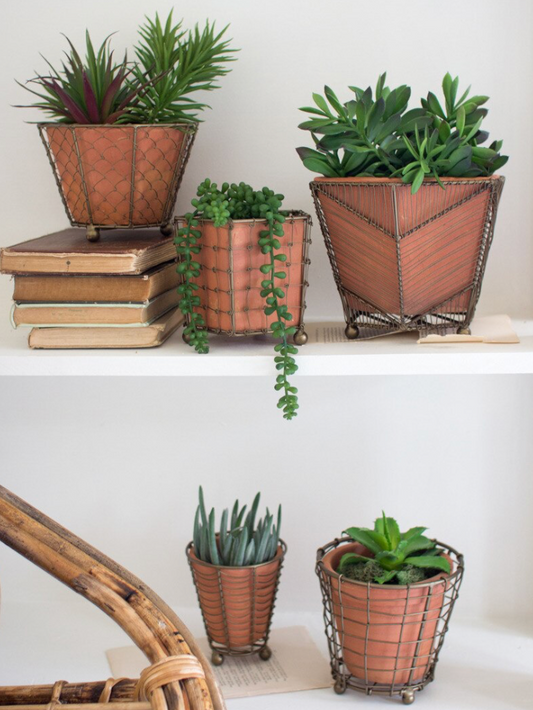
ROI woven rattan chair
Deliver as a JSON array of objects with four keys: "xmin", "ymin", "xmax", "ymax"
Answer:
[{"xmin": 0, "ymin": 486, "xmax": 225, "ymax": 710}]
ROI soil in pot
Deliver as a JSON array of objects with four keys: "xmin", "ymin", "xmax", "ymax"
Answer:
[
  {"xmin": 321, "ymin": 542, "xmax": 451, "ymax": 686},
  {"xmin": 188, "ymin": 544, "xmax": 283, "ymax": 649}
]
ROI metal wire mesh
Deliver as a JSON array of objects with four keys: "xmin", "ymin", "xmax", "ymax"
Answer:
[
  {"xmin": 311, "ymin": 177, "xmax": 504, "ymax": 339},
  {"xmin": 316, "ymin": 537, "xmax": 464, "ymax": 702},
  {"xmin": 176, "ymin": 212, "xmax": 312, "ymax": 339},
  {"xmin": 187, "ymin": 541, "xmax": 286, "ymax": 662},
  {"xmin": 38, "ymin": 123, "xmax": 197, "ymax": 232}
]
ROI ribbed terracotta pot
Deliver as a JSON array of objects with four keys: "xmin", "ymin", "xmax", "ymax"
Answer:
[
  {"xmin": 187, "ymin": 541, "xmax": 285, "ymax": 653},
  {"xmin": 318, "ymin": 541, "xmax": 459, "ymax": 689},
  {"xmin": 177, "ymin": 213, "xmax": 311, "ymax": 337},
  {"xmin": 311, "ymin": 176, "xmax": 504, "ymax": 338},
  {"xmin": 39, "ymin": 124, "xmax": 197, "ymax": 238}
]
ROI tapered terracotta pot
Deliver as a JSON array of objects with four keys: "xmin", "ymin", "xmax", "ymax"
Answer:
[
  {"xmin": 317, "ymin": 538, "xmax": 464, "ymax": 699},
  {"xmin": 39, "ymin": 123, "xmax": 197, "ymax": 239},
  {"xmin": 187, "ymin": 541, "xmax": 285, "ymax": 655},
  {"xmin": 311, "ymin": 176, "xmax": 504, "ymax": 338},
  {"xmin": 177, "ymin": 213, "xmax": 311, "ymax": 337}
]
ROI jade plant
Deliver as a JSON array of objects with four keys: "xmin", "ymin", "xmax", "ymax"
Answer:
[
  {"xmin": 297, "ymin": 72, "xmax": 508, "ymax": 193},
  {"xmin": 17, "ymin": 11, "xmax": 236, "ymax": 124},
  {"xmin": 176, "ymin": 180, "xmax": 300, "ymax": 420},
  {"xmin": 338, "ymin": 513, "xmax": 451, "ymax": 585},
  {"xmin": 193, "ymin": 487, "xmax": 282, "ymax": 566}
]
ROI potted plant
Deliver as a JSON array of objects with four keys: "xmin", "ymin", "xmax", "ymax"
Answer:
[
  {"xmin": 176, "ymin": 180, "xmax": 312, "ymax": 420},
  {"xmin": 18, "ymin": 12, "xmax": 237, "ymax": 241},
  {"xmin": 187, "ymin": 487, "xmax": 285, "ymax": 666},
  {"xmin": 316, "ymin": 514, "xmax": 464, "ymax": 705},
  {"xmin": 297, "ymin": 73, "xmax": 507, "ymax": 339}
]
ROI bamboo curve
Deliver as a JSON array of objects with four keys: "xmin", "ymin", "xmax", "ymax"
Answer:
[{"xmin": 0, "ymin": 486, "xmax": 225, "ymax": 710}]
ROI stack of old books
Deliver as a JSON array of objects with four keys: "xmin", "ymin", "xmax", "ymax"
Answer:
[{"xmin": 0, "ymin": 228, "xmax": 183, "ymax": 349}]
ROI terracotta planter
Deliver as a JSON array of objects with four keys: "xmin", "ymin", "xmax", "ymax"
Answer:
[
  {"xmin": 316, "ymin": 538, "xmax": 464, "ymax": 701},
  {"xmin": 311, "ymin": 176, "xmax": 504, "ymax": 339},
  {"xmin": 176, "ymin": 213, "xmax": 311, "ymax": 340},
  {"xmin": 39, "ymin": 123, "xmax": 197, "ymax": 241},
  {"xmin": 187, "ymin": 541, "xmax": 285, "ymax": 662}
]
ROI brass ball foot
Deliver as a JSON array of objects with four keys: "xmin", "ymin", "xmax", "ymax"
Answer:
[
  {"xmin": 211, "ymin": 651, "xmax": 224, "ymax": 666},
  {"xmin": 457, "ymin": 327, "xmax": 471, "ymax": 335},
  {"xmin": 86, "ymin": 225, "xmax": 100, "ymax": 242},
  {"xmin": 293, "ymin": 329, "xmax": 308, "ymax": 346},
  {"xmin": 259, "ymin": 646, "xmax": 272, "ymax": 661},
  {"xmin": 333, "ymin": 679, "xmax": 346, "ymax": 695},
  {"xmin": 182, "ymin": 330, "xmax": 192, "ymax": 345},
  {"xmin": 160, "ymin": 223, "xmax": 174, "ymax": 237},
  {"xmin": 402, "ymin": 689, "xmax": 416, "ymax": 705},
  {"xmin": 345, "ymin": 323, "xmax": 359, "ymax": 339}
]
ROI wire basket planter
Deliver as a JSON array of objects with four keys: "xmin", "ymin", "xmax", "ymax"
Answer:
[
  {"xmin": 39, "ymin": 123, "xmax": 197, "ymax": 241},
  {"xmin": 176, "ymin": 212, "xmax": 312, "ymax": 345},
  {"xmin": 311, "ymin": 176, "xmax": 504, "ymax": 340},
  {"xmin": 187, "ymin": 540, "xmax": 286, "ymax": 666},
  {"xmin": 0, "ymin": 485, "xmax": 224, "ymax": 710},
  {"xmin": 316, "ymin": 537, "xmax": 464, "ymax": 705}
]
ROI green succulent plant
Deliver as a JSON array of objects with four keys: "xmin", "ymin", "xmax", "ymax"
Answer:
[
  {"xmin": 128, "ymin": 11, "xmax": 237, "ymax": 123},
  {"xmin": 297, "ymin": 72, "xmax": 508, "ymax": 193},
  {"xmin": 193, "ymin": 487, "xmax": 282, "ymax": 567},
  {"xmin": 176, "ymin": 179, "xmax": 300, "ymax": 420},
  {"xmin": 17, "ymin": 31, "xmax": 148, "ymax": 124},
  {"xmin": 338, "ymin": 513, "xmax": 451, "ymax": 585}
]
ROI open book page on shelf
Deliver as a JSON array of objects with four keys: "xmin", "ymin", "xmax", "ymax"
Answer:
[{"xmin": 106, "ymin": 626, "xmax": 332, "ymax": 699}]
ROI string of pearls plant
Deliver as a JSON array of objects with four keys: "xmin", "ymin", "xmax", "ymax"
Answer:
[{"xmin": 175, "ymin": 179, "xmax": 300, "ymax": 419}]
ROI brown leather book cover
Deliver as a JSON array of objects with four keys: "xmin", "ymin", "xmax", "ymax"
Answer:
[
  {"xmin": 0, "ymin": 228, "xmax": 175, "ymax": 275},
  {"xmin": 28, "ymin": 306, "xmax": 183, "ymax": 349},
  {"xmin": 13, "ymin": 261, "xmax": 179, "ymax": 303}
]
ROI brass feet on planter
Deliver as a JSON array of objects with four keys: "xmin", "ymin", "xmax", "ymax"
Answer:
[
  {"xmin": 259, "ymin": 646, "xmax": 272, "ymax": 661},
  {"xmin": 182, "ymin": 330, "xmax": 192, "ymax": 344},
  {"xmin": 345, "ymin": 323, "xmax": 360, "ymax": 339},
  {"xmin": 160, "ymin": 223, "xmax": 174, "ymax": 237},
  {"xmin": 86, "ymin": 225, "xmax": 100, "ymax": 242},
  {"xmin": 333, "ymin": 678, "xmax": 346, "ymax": 695},
  {"xmin": 293, "ymin": 329, "xmax": 308, "ymax": 346},
  {"xmin": 211, "ymin": 651, "xmax": 224, "ymax": 666},
  {"xmin": 402, "ymin": 689, "xmax": 416, "ymax": 705},
  {"xmin": 457, "ymin": 326, "xmax": 472, "ymax": 335}
]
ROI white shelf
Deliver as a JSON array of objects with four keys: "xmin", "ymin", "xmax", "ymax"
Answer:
[
  {"xmin": 0, "ymin": 600, "xmax": 530, "ymax": 709},
  {"xmin": 1, "ymin": 316, "xmax": 533, "ymax": 377}
]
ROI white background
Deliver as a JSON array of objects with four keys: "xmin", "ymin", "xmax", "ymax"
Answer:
[{"xmin": 1, "ymin": 0, "xmax": 533, "ymax": 682}]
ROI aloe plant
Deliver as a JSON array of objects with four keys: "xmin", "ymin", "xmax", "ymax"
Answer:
[
  {"xmin": 17, "ymin": 32, "xmax": 149, "ymax": 124},
  {"xmin": 193, "ymin": 487, "xmax": 281, "ymax": 566},
  {"xmin": 338, "ymin": 513, "xmax": 451, "ymax": 585},
  {"xmin": 297, "ymin": 72, "xmax": 508, "ymax": 193}
]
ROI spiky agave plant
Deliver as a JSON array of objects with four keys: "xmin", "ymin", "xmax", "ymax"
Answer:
[
  {"xmin": 17, "ymin": 31, "xmax": 150, "ymax": 124},
  {"xmin": 338, "ymin": 513, "xmax": 451, "ymax": 585},
  {"xmin": 128, "ymin": 11, "xmax": 237, "ymax": 123},
  {"xmin": 193, "ymin": 487, "xmax": 282, "ymax": 566}
]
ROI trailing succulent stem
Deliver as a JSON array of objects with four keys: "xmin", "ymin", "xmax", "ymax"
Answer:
[
  {"xmin": 338, "ymin": 512, "xmax": 451, "ymax": 585},
  {"xmin": 193, "ymin": 486, "xmax": 281, "ymax": 566},
  {"xmin": 297, "ymin": 72, "xmax": 508, "ymax": 193},
  {"xmin": 175, "ymin": 179, "xmax": 300, "ymax": 419}
]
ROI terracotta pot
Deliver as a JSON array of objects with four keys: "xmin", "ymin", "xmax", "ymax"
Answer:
[
  {"xmin": 320, "ymin": 542, "xmax": 451, "ymax": 687},
  {"xmin": 187, "ymin": 542, "xmax": 285, "ymax": 651},
  {"xmin": 177, "ymin": 213, "xmax": 311, "ymax": 335},
  {"xmin": 39, "ymin": 123, "xmax": 197, "ymax": 230},
  {"xmin": 311, "ymin": 176, "xmax": 504, "ymax": 336}
]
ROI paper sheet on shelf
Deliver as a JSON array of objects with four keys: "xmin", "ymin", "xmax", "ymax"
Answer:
[
  {"xmin": 306, "ymin": 315, "xmax": 519, "ymax": 345},
  {"xmin": 106, "ymin": 626, "xmax": 332, "ymax": 700}
]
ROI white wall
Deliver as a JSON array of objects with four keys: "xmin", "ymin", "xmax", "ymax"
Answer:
[{"xmin": 0, "ymin": 0, "xmax": 532, "ymax": 632}]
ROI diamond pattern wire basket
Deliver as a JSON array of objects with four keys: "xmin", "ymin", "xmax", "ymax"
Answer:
[
  {"xmin": 38, "ymin": 123, "xmax": 197, "ymax": 241},
  {"xmin": 176, "ymin": 212, "xmax": 312, "ymax": 343},
  {"xmin": 316, "ymin": 537, "xmax": 464, "ymax": 705},
  {"xmin": 311, "ymin": 176, "xmax": 504, "ymax": 340},
  {"xmin": 187, "ymin": 540, "xmax": 286, "ymax": 666}
]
